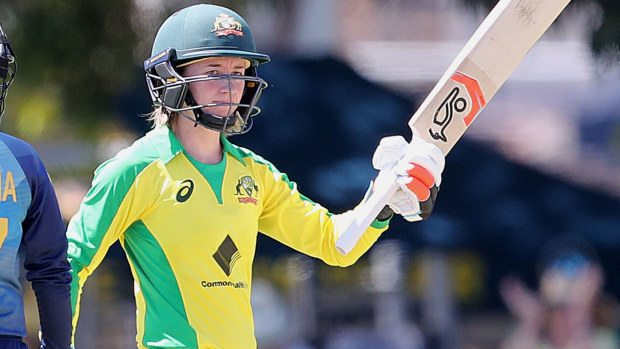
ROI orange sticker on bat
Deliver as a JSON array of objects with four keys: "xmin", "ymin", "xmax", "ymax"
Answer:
[{"xmin": 451, "ymin": 72, "xmax": 487, "ymax": 126}]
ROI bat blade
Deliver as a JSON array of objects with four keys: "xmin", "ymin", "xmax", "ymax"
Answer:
[
  {"xmin": 336, "ymin": 0, "xmax": 572, "ymax": 255},
  {"xmin": 410, "ymin": 0, "xmax": 571, "ymax": 154}
]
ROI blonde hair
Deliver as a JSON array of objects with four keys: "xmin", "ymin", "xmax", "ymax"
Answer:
[{"xmin": 146, "ymin": 106, "xmax": 176, "ymax": 129}]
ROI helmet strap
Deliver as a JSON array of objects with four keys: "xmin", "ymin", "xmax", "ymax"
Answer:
[{"xmin": 185, "ymin": 90, "xmax": 209, "ymax": 125}]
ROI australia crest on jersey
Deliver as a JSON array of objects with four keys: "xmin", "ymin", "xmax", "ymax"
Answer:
[
  {"xmin": 235, "ymin": 175, "xmax": 258, "ymax": 205},
  {"xmin": 211, "ymin": 13, "xmax": 244, "ymax": 37}
]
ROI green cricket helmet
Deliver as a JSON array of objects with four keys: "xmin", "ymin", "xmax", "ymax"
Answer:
[
  {"xmin": 0, "ymin": 23, "xmax": 16, "ymax": 118},
  {"xmin": 144, "ymin": 4, "xmax": 270, "ymax": 135}
]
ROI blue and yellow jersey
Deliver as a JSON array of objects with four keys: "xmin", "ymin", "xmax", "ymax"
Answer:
[
  {"xmin": 67, "ymin": 126, "xmax": 389, "ymax": 348},
  {"xmin": 0, "ymin": 132, "xmax": 71, "ymax": 348}
]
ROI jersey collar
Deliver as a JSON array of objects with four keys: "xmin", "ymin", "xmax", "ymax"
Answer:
[
  {"xmin": 160, "ymin": 125, "xmax": 246, "ymax": 165},
  {"xmin": 220, "ymin": 135, "xmax": 246, "ymax": 165}
]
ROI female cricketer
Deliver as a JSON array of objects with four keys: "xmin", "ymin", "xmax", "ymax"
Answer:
[
  {"xmin": 66, "ymin": 4, "xmax": 445, "ymax": 348},
  {"xmin": 0, "ymin": 23, "xmax": 72, "ymax": 349}
]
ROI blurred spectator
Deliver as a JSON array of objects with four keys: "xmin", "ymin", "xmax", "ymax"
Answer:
[{"xmin": 500, "ymin": 237, "xmax": 619, "ymax": 349}]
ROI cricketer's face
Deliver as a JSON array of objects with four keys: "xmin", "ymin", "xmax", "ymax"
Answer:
[{"xmin": 183, "ymin": 57, "xmax": 249, "ymax": 117}]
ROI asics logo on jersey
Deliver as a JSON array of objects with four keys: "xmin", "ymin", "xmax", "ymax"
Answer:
[
  {"xmin": 176, "ymin": 179, "xmax": 194, "ymax": 202},
  {"xmin": 213, "ymin": 235, "xmax": 241, "ymax": 276},
  {"xmin": 235, "ymin": 175, "xmax": 258, "ymax": 205}
]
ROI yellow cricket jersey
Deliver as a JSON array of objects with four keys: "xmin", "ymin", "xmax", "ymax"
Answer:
[{"xmin": 66, "ymin": 126, "xmax": 390, "ymax": 348}]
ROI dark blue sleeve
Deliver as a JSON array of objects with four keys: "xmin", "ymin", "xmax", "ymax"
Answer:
[{"xmin": 2, "ymin": 134, "xmax": 72, "ymax": 349}]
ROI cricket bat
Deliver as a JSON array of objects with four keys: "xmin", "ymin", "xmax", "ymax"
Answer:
[{"xmin": 336, "ymin": 0, "xmax": 572, "ymax": 255}]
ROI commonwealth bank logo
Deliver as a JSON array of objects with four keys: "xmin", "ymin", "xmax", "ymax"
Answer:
[{"xmin": 213, "ymin": 235, "xmax": 241, "ymax": 276}]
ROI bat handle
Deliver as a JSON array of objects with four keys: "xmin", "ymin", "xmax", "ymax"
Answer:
[{"xmin": 336, "ymin": 173, "xmax": 399, "ymax": 255}]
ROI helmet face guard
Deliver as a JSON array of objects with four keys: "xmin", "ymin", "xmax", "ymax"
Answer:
[
  {"xmin": 145, "ymin": 49, "xmax": 267, "ymax": 135},
  {"xmin": 0, "ymin": 25, "xmax": 16, "ymax": 118},
  {"xmin": 144, "ymin": 4, "xmax": 270, "ymax": 135}
]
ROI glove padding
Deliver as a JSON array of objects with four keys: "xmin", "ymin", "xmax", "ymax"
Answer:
[{"xmin": 372, "ymin": 135, "xmax": 444, "ymax": 222}]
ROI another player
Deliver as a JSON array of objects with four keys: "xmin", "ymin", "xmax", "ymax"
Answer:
[
  {"xmin": 500, "ymin": 238, "xmax": 620, "ymax": 349},
  {"xmin": 66, "ymin": 4, "xmax": 445, "ymax": 348},
  {"xmin": 0, "ymin": 24, "xmax": 72, "ymax": 349}
]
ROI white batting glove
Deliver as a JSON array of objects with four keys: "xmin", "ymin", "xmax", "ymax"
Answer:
[{"xmin": 371, "ymin": 135, "xmax": 445, "ymax": 222}]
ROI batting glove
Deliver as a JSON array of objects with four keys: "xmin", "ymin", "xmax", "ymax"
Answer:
[{"xmin": 371, "ymin": 135, "xmax": 444, "ymax": 222}]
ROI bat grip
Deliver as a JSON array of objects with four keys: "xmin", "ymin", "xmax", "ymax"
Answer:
[{"xmin": 336, "ymin": 174, "xmax": 399, "ymax": 255}]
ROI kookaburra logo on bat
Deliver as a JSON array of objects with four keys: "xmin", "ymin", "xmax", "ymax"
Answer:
[
  {"xmin": 428, "ymin": 72, "xmax": 487, "ymax": 143},
  {"xmin": 429, "ymin": 86, "xmax": 467, "ymax": 142}
]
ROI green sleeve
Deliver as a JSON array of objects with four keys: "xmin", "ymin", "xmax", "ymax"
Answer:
[{"xmin": 66, "ymin": 156, "xmax": 149, "ymax": 341}]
